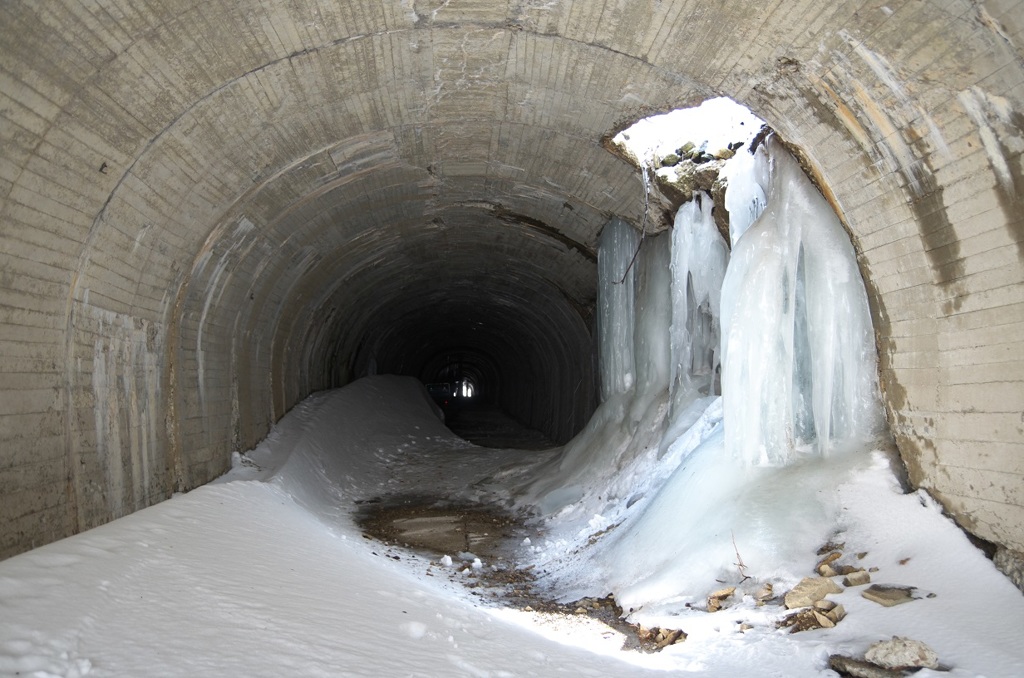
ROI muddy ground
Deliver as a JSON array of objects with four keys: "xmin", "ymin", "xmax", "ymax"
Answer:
[{"xmin": 354, "ymin": 494, "xmax": 683, "ymax": 652}]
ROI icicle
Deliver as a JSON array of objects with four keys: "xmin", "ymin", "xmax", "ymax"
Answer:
[
  {"xmin": 597, "ymin": 218, "xmax": 640, "ymax": 400},
  {"xmin": 721, "ymin": 145, "xmax": 769, "ymax": 248},
  {"xmin": 668, "ymin": 194, "xmax": 729, "ymax": 416}
]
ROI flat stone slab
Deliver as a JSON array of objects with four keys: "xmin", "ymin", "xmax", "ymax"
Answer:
[{"xmin": 861, "ymin": 584, "xmax": 922, "ymax": 607}]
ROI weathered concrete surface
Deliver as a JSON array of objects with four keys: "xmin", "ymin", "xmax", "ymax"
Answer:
[{"xmin": 0, "ymin": 1, "xmax": 1021, "ymax": 562}]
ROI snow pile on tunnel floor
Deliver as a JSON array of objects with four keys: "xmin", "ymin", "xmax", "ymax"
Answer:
[{"xmin": 2, "ymin": 375, "xmax": 1022, "ymax": 677}]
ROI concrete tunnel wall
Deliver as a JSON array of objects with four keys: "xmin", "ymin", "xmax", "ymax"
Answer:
[{"xmin": 0, "ymin": 1, "xmax": 1022, "ymax": 566}]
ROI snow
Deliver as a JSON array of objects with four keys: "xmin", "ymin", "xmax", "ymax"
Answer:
[
  {"xmin": 613, "ymin": 97, "xmax": 764, "ymax": 167},
  {"xmin": 1, "ymin": 375, "xmax": 1023, "ymax": 677},
  {"xmin": 3, "ymin": 106, "xmax": 1024, "ymax": 677}
]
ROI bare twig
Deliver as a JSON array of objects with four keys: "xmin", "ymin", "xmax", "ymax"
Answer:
[{"xmin": 732, "ymin": 530, "xmax": 752, "ymax": 583}]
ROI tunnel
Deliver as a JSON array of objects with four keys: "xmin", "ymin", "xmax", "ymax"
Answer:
[{"xmin": 1, "ymin": 0, "xmax": 1022, "ymax": 588}]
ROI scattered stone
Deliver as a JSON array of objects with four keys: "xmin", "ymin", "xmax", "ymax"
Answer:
[
  {"xmin": 660, "ymin": 153, "xmax": 680, "ymax": 167},
  {"xmin": 816, "ymin": 552, "xmax": 843, "ymax": 576},
  {"xmin": 779, "ymin": 596, "xmax": 847, "ymax": 632},
  {"xmin": 828, "ymin": 655, "xmax": 904, "ymax": 678},
  {"xmin": 869, "ymin": 566, "xmax": 880, "ymax": 573},
  {"xmin": 784, "ymin": 577, "xmax": 844, "ymax": 609},
  {"xmin": 778, "ymin": 606, "xmax": 845, "ymax": 634},
  {"xmin": 857, "ymin": 552, "xmax": 869, "ymax": 560},
  {"xmin": 819, "ymin": 563, "xmax": 839, "ymax": 577},
  {"xmin": 844, "ymin": 570, "xmax": 871, "ymax": 586},
  {"xmin": 639, "ymin": 626, "xmax": 687, "ymax": 650},
  {"xmin": 656, "ymin": 629, "xmax": 686, "ymax": 649},
  {"xmin": 678, "ymin": 141, "xmax": 695, "ymax": 155},
  {"xmin": 707, "ymin": 586, "xmax": 736, "ymax": 612},
  {"xmin": 865, "ymin": 636, "xmax": 939, "ymax": 670},
  {"xmin": 738, "ymin": 623, "xmax": 753, "ymax": 632},
  {"xmin": 817, "ymin": 541, "xmax": 846, "ymax": 556},
  {"xmin": 861, "ymin": 584, "xmax": 923, "ymax": 607},
  {"xmin": 713, "ymin": 147, "xmax": 736, "ymax": 160},
  {"xmin": 754, "ymin": 581, "xmax": 774, "ymax": 605},
  {"xmin": 812, "ymin": 610, "xmax": 835, "ymax": 628}
]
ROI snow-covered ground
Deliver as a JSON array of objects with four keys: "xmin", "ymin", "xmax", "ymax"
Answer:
[{"xmin": 1, "ymin": 376, "xmax": 1022, "ymax": 677}]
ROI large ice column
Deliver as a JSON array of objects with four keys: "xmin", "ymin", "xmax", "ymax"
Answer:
[
  {"xmin": 721, "ymin": 138, "xmax": 882, "ymax": 465},
  {"xmin": 632, "ymin": 230, "xmax": 672, "ymax": 402},
  {"xmin": 668, "ymin": 194, "xmax": 729, "ymax": 417},
  {"xmin": 597, "ymin": 218, "xmax": 640, "ymax": 401}
]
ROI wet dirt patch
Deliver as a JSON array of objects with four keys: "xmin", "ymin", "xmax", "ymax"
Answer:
[
  {"xmin": 355, "ymin": 494, "xmax": 681, "ymax": 653},
  {"xmin": 355, "ymin": 494, "xmax": 528, "ymax": 559}
]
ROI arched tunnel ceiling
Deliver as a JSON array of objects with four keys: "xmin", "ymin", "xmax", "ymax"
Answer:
[{"xmin": 1, "ymin": 0, "xmax": 1023, "ymax": 562}]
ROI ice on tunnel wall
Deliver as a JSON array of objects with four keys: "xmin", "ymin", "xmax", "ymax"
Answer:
[
  {"xmin": 721, "ymin": 138, "xmax": 883, "ymax": 465},
  {"xmin": 517, "ymin": 134, "xmax": 886, "ymax": 611}
]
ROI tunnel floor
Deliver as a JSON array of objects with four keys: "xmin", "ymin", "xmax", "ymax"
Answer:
[
  {"xmin": 442, "ymin": 402, "xmax": 557, "ymax": 450},
  {"xmin": 2, "ymin": 376, "xmax": 1023, "ymax": 677}
]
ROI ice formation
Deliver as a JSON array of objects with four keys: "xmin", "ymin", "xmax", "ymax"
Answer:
[{"xmin": 517, "ymin": 134, "xmax": 886, "ymax": 612}]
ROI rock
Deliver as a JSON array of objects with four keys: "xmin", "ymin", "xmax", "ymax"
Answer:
[
  {"xmin": 828, "ymin": 655, "xmax": 904, "ymax": 678},
  {"xmin": 828, "ymin": 603, "xmax": 847, "ymax": 623},
  {"xmin": 843, "ymin": 570, "xmax": 871, "ymax": 586},
  {"xmin": 678, "ymin": 141, "xmax": 695, "ymax": 155},
  {"xmin": 817, "ymin": 541, "xmax": 845, "ymax": 555},
  {"xmin": 709, "ymin": 586, "xmax": 736, "ymax": 599},
  {"xmin": 707, "ymin": 586, "xmax": 735, "ymax": 612},
  {"xmin": 813, "ymin": 599, "xmax": 836, "ymax": 611},
  {"xmin": 660, "ymin": 153, "xmax": 680, "ymax": 167},
  {"xmin": 754, "ymin": 581, "xmax": 774, "ymax": 605},
  {"xmin": 784, "ymin": 577, "xmax": 844, "ymax": 609},
  {"xmin": 865, "ymin": 637, "xmax": 939, "ymax": 670},
  {"xmin": 710, "ymin": 176, "xmax": 730, "ymax": 244},
  {"xmin": 994, "ymin": 546, "xmax": 1024, "ymax": 592},
  {"xmin": 713, "ymin": 147, "xmax": 735, "ymax": 160},
  {"xmin": 861, "ymin": 584, "xmax": 922, "ymax": 607},
  {"xmin": 778, "ymin": 605, "xmax": 843, "ymax": 633},
  {"xmin": 818, "ymin": 563, "xmax": 839, "ymax": 577},
  {"xmin": 655, "ymin": 629, "xmax": 686, "ymax": 649},
  {"xmin": 816, "ymin": 551, "xmax": 842, "ymax": 574},
  {"xmin": 812, "ymin": 610, "xmax": 835, "ymax": 628}
]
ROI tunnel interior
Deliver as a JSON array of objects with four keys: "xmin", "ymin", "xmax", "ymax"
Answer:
[{"xmin": 1, "ymin": 0, "xmax": 1022, "ymax": 577}]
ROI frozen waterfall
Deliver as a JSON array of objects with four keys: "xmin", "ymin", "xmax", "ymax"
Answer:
[{"xmin": 514, "ymin": 134, "xmax": 886, "ymax": 611}]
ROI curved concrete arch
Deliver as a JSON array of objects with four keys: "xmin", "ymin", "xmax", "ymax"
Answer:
[{"xmin": 1, "ymin": 1, "xmax": 1021, "ymax": 571}]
